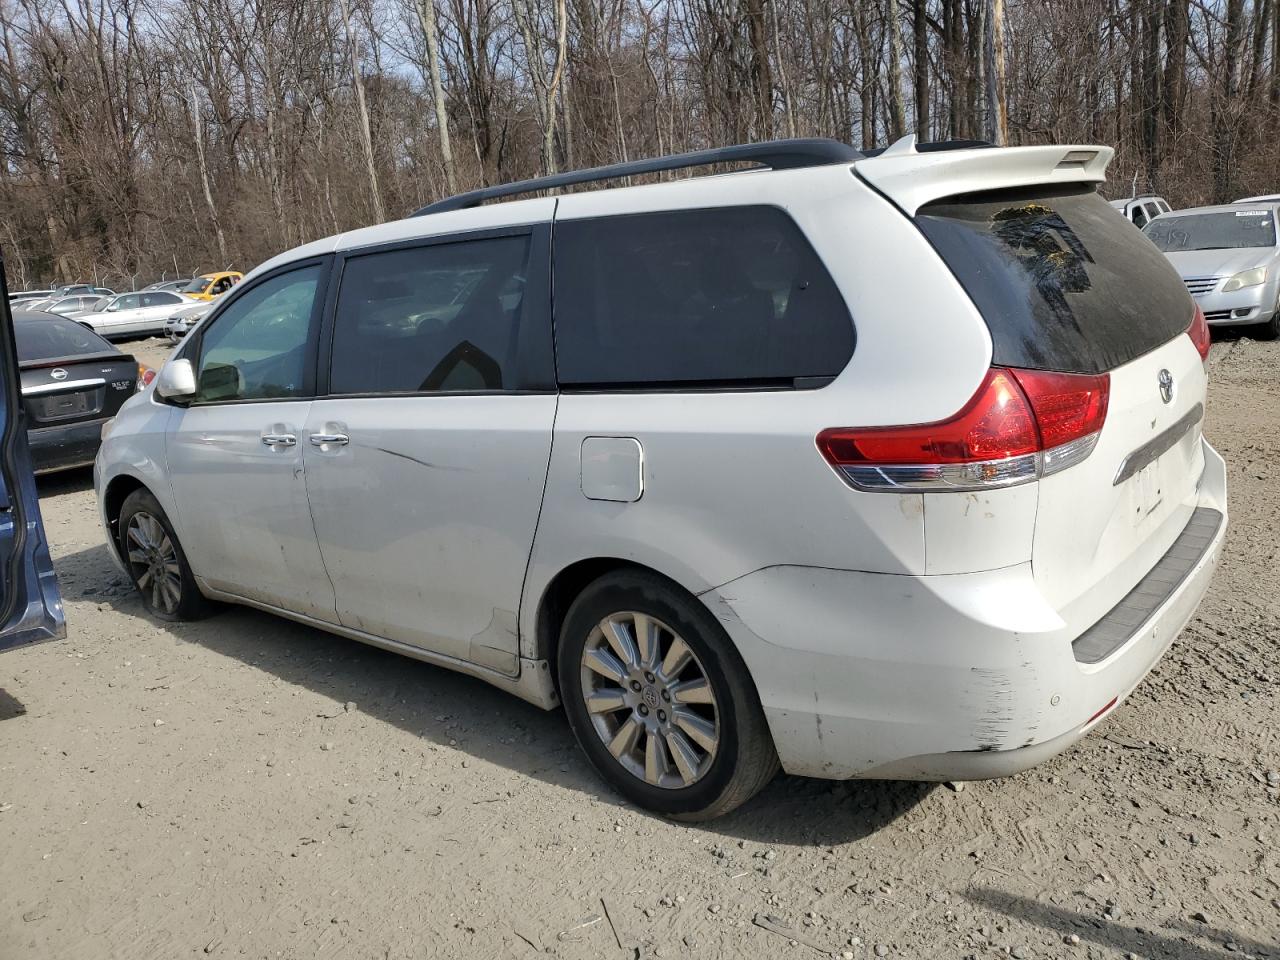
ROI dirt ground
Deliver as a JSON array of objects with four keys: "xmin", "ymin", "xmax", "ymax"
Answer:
[{"xmin": 2, "ymin": 334, "xmax": 1278, "ymax": 960}]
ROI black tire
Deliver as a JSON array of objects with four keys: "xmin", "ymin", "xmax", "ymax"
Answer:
[
  {"xmin": 557, "ymin": 570, "xmax": 778, "ymax": 820},
  {"xmin": 118, "ymin": 488, "xmax": 215, "ymax": 621},
  {"xmin": 1254, "ymin": 309, "xmax": 1280, "ymax": 341}
]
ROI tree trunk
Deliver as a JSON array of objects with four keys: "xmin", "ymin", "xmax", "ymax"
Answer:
[
  {"xmin": 189, "ymin": 84, "xmax": 228, "ymax": 265},
  {"xmin": 912, "ymin": 0, "xmax": 929, "ymax": 138},
  {"xmin": 982, "ymin": 0, "xmax": 1007, "ymax": 144},
  {"xmin": 414, "ymin": 0, "xmax": 457, "ymax": 193},
  {"xmin": 340, "ymin": 0, "xmax": 385, "ymax": 221},
  {"xmin": 885, "ymin": 0, "xmax": 906, "ymax": 139}
]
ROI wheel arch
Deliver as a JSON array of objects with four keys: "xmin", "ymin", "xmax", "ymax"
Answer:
[
  {"xmin": 101, "ymin": 473, "xmax": 150, "ymax": 563},
  {"xmin": 530, "ymin": 557, "xmax": 728, "ymax": 681}
]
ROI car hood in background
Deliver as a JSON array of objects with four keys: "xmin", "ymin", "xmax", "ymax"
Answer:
[{"xmin": 1163, "ymin": 247, "xmax": 1278, "ymax": 278}]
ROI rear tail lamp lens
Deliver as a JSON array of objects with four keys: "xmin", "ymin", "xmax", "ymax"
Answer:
[
  {"xmin": 1187, "ymin": 305, "xmax": 1211, "ymax": 363},
  {"xmin": 818, "ymin": 367, "xmax": 1110, "ymax": 492},
  {"xmin": 137, "ymin": 364, "xmax": 156, "ymax": 390}
]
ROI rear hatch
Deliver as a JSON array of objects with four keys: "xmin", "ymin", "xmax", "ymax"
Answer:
[{"xmin": 858, "ymin": 145, "xmax": 1206, "ymax": 620}]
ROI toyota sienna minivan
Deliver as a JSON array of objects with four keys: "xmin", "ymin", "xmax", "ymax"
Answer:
[{"xmin": 95, "ymin": 137, "xmax": 1227, "ymax": 819}]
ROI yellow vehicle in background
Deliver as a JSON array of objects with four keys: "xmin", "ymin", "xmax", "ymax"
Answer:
[{"xmin": 181, "ymin": 271, "xmax": 242, "ymax": 302}]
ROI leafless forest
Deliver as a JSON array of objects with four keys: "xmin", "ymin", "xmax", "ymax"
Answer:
[{"xmin": 1, "ymin": 0, "xmax": 1278, "ymax": 288}]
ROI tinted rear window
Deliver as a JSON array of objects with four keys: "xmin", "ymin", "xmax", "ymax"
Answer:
[
  {"xmin": 915, "ymin": 184, "xmax": 1193, "ymax": 374},
  {"xmin": 553, "ymin": 206, "xmax": 854, "ymax": 388},
  {"xmin": 15, "ymin": 318, "xmax": 113, "ymax": 363}
]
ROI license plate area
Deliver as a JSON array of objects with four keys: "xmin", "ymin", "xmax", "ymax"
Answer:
[{"xmin": 29, "ymin": 388, "xmax": 101, "ymax": 422}]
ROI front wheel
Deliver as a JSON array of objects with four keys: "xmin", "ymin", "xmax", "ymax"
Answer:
[
  {"xmin": 118, "ymin": 488, "xmax": 214, "ymax": 621},
  {"xmin": 557, "ymin": 570, "xmax": 778, "ymax": 820},
  {"xmin": 1254, "ymin": 308, "xmax": 1280, "ymax": 341}
]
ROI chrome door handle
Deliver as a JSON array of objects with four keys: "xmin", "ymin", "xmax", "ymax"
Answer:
[
  {"xmin": 261, "ymin": 434, "xmax": 296, "ymax": 447},
  {"xmin": 309, "ymin": 433, "xmax": 349, "ymax": 446}
]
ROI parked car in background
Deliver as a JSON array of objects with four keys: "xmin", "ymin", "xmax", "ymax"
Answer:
[
  {"xmin": 9, "ymin": 289, "xmax": 55, "ymax": 304},
  {"xmin": 145, "ymin": 279, "xmax": 198, "ymax": 294},
  {"xmin": 0, "ymin": 271, "xmax": 65, "ymax": 651},
  {"xmin": 180, "ymin": 272, "xmax": 241, "ymax": 301},
  {"xmin": 163, "ymin": 301, "xmax": 211, "ymax": 342},
  {"xmin": 1144, "ymin": 202, "xmax": 1280, "ymax": 339},
  {"xmin": 95, "ymin": 137, "xmax": 1226, "ymax": 820},
  {"xmin": 44, "ymin": 295, "xmax": 108, "ymax": 317},
  {"xmin": 54, "ymin": 284, "xmax": 113, "ymax": 298},
  {"xmin": 13, "ymin": 298, "xmax": 58, "ymax": 314},
  {"xmin": 1109, "ymin": 195, "xmax": 1171, "ymax": 227},
  {"xmin": 71, "ymin": 290, "xmax": 193, "ymax": 339},
  {"xmin": 15, "ymin": 313, "xmax": 152, "ymax": 474}
]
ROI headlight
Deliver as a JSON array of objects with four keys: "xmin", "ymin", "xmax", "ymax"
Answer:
[{"xmin": 1221, "ymin": 266, "xmax": 1268, "ymax": 292}]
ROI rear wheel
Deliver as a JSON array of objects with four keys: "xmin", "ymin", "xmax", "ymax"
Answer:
[
  {"xmin": 557, "ymin": 570, "xmax": 778, "ymax": 820},
  {"xmin": 118, "ymin": 488, "xmax": 214, "ymax": 621}
]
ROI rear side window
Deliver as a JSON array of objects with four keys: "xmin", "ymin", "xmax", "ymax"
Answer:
[
  {"xmin": 915, "ymin": 184, "xmax": 1192, "ymax": 374},
  {"xmin": 553, "ymin": 206, "xmax": 853, "ymax": 388},
  {"xmin": 329, "ymin": 235, "xmax": 531, "ymax": 394}
]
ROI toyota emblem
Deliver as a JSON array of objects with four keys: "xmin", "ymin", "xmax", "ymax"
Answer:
[
  {"xmin": 50, "ymin": 368, "xmax": 68, "ymax": 381},
  {"xmin": 1157, "ymin": 368, "xmax": 1174, "ymax": 404}
]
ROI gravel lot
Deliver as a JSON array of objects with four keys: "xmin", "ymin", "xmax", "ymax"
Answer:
[{"xmin": 2, "ymin": 335, "xmax": 1277, "ymax": 960}]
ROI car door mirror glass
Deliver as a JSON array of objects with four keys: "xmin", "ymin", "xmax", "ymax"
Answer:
[{"xmin": 155, "ymin": 358, "xmax": 197, "ymax": 400}]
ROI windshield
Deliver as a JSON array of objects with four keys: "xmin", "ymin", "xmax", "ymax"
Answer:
[
  {"xmin": 1144, "ymin": 211, "xmax": 1277, "ymax": 251},
  {"xmin": 15, "ymin": 318, "xmax": 112, "ymax": 363},
  {"xmin": 182, "ymin": 277, "xmax": 212, "ymax": 293}
]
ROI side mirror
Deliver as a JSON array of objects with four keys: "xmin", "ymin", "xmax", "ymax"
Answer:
[{"xmin": 155, "ymin": 358, "xmax": 197, "ymax": 401}]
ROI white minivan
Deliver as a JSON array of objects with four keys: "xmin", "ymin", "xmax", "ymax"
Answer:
[{"xmin": 95, "ymin": 137, "xmax": 1226, "ymax": 819}]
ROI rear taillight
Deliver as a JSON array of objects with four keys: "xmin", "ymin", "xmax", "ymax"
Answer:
[
  {"xmin": 817, "ymin": 366, "xmax": 1110, "ymax": 492},
  {"xmin": 1187, "ymin": 305, "xmax": 1211, "ymax": 363},
  {"xmin": 137, "ymin": 364, "xmax": 156, "ymax": 390}
]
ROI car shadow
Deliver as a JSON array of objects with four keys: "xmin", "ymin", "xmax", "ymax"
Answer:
[
  {"xmin": 963, "ymin": 887, "xmax": 1276, "ymax": 960},
  {"xmin": 52, "ymin": 538, "xmax": 931, "ymax": 843},
  {"xmin": 36, "ymin": 465, "xmax": 95, "ymax": 497},
  {"xmin": 0, "ymin": 688, "xmax": 27, "ymax": 720}
]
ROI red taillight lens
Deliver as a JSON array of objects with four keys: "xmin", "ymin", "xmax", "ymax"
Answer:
[
  {"xmin": 138, "ymin": 364, "xmax": 156, "ymax": 388},
  {"xmin": 818, "ymin": 366, "xmax": 1110, "ymax": 491},
  {"xmin": 1009, "ymin": 368, "xmax": 1110, "ymax": 449},
  {"xmin": 1187, "ymin": 305, "xmax": 1211, "ymax": 362},
  {"xmin": 818, "ymin": 369, "xmax": 1039, "ymax": 466}
]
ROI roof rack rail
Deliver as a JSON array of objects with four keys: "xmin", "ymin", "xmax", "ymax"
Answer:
[
  {"xmin": 859, "ymin": 137, "xmax": 994, "ymax": 159},
  {"xmin": 413, "ymin": 138, "xmax": 862, "ymax": 216}
]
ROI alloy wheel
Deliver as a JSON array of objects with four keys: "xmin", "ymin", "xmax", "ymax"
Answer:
[
  {"xmin": 125, "ymin": 511, "xmax": 182, "ymax": 615},
  {"xmin": 579, "ymin": 611, "xmax": 721, "ymax": 789}
]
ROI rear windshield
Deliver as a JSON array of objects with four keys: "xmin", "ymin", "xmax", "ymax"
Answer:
[
  {"xmin": 915, "ymin": 184, "xmax": 1193, "ymax": 374},
  {"xmin": 14, "ymin": 318, "xmax": 113, "ymax": 363},
  {"xmin": 1144, "ymin": 210, "xmax": 1277, "ymax": 251}
]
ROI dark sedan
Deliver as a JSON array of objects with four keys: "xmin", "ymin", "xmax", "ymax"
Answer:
[{"xmin": 15, "ymin": 315, "xmax": 153, "ymax": 474}]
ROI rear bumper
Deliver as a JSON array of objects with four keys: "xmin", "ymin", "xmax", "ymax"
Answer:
[
  {"xmin": 29, "ymin": 418, "xmax": 108, "ymax": 475},
  {"xmin": 704, "ymin": 440, "xmax": 1227, "ymax": 781}
]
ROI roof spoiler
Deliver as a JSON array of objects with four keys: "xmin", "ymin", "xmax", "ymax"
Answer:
[{"xmin": 854, "ymin": 137, "xmax": 1113, "ymax": 215}]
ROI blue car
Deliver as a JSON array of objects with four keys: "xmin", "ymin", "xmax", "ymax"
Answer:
[{"xmin": 0, "ymin": 257, "xmax": 65, "ymax": 652}]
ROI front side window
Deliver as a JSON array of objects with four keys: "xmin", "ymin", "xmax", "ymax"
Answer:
[
  {"xmin": 553, "ymin": 206, "xmax": 854, "ymax": 388},
  {"xmin": 1144, "ymin": 211, "xmax": 1278, "ymax": 251},
  {"xmin": 329, "ymin": 235, "xmax": 531, "ymax": 394},
  {"xmin": 112, "ymin": 294, "xmax": 140, "ymax": 312},
  {"xmin": 195, "ymin": 265, "xmax": 321, "ymax": 403},
  {"xmin": 1131, "ymin": 205, "xmax": 1149, "ymax": 228},
  {"xmin": 182, "ymin": 277, "xmax": 212, "ymax": 294}
]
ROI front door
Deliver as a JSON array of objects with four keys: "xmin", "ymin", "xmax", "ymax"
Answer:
[
  {"xmin": 301, "ymin": 220, "xmax": 557, "ymax": 672},
  {"xmin": 166, "ymin": 260, "xmax": 337, "ymax": 621}
]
